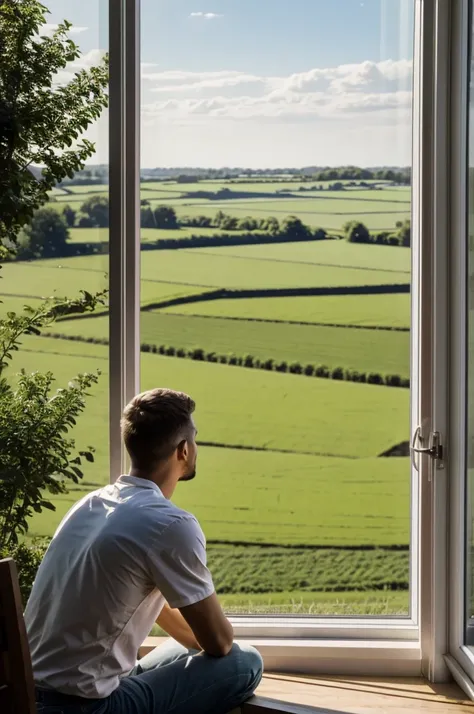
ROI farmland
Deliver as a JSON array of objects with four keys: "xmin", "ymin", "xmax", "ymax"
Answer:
[
  {"xmin": 49, "ymin": 180, "xmax": 411, "ymax": 232},
  {"xmin": 1, "ymin": 175, "xmax": 413, "ymax": 615}
]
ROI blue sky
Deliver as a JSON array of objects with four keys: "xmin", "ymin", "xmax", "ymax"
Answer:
[{"xmin": 45, "ymin": 0, "xmax": 414, "ymax": 168}]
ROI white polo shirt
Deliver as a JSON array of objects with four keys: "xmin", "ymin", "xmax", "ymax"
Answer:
[{"xmin": 24, "ymin": 475, "xmax": 215, "ymax": 699}]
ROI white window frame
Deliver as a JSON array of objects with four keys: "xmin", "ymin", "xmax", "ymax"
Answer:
[
  {"xmin": 445, "ymin": 0, "xmax": 474, "ymax": 698},
  {"xmin": 107, "ymin": 0, "xmax": 456, "ymax": 679}
]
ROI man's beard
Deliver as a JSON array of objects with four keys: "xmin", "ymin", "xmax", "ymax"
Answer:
[{"xmin": 180, "ymin": 466, "xmax": 196, "ymax": 482}]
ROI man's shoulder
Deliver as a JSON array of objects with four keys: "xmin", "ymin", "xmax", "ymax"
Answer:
[{"xmin": 115, "ymin": 488, "xmax": 199, "ymax": 539}]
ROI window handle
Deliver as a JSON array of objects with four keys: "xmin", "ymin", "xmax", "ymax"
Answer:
[{"xmin": 411, "ymin": 426, "xmax": 444, "ymax": 472}]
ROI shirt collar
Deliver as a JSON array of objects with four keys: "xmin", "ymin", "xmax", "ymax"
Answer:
[{"xmin": 117, "ymin": 474, "xmax": 163, "ymax": 495}]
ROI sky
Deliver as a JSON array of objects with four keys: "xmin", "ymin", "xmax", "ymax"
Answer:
[{"xmin": 45, "ymin": 0, "xmax": 415, "ymax": 168}]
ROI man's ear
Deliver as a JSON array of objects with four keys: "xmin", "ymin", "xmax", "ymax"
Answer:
[{"xmin": 176, "ymin": 439, "xmax": 188, "ymax": 461}]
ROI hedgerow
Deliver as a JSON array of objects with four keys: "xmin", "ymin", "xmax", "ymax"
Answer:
[{"xmin": 46, "ymin": 332, "xmax": 410, "ymax": 388}]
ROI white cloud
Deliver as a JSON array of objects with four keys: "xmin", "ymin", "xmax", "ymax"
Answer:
[
  {"xmin": 141, "ymin": 59, "xmax": 413, "ymax": 122},
  {"xmin": 40, "ymin": 23, "xmax": 88, "ymax": 36},
  {"xmin": 189, "ymin": 12, "xmax": 223, "ymax": 19}
]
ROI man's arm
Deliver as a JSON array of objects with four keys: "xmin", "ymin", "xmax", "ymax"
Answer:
[
  {"xmin": 156, "ymin": 602, "xmax": 201, "ymax": 651},
  {"xmin": 147, "ymin": 517, "xmax": 232, "ymax": 656},
  {"xmin": 179, "ymin": 592, "xmax": 234, "ymax": 657}
]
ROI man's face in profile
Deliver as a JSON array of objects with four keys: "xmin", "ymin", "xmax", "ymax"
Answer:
[{"xmin": 180, "ymin": 419, "xmax": 198, "ymax": 482}]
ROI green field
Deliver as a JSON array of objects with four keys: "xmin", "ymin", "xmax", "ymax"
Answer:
[
  {"xmin": 158, "ymin": 589, "xmax": 410, "ymax": 617},
  {"xmin": 67, "ymin": 226, "xmax": 256, "ymax": 244},
  {"xmin": 2, "ymin": 175, "xmax": 414, "ymax": 615},
  {"xmin": 50, "ymin": 312, "xmax": 409, "ymax": 376},
  {"xmin": 15, "ymin": 336, "xmax": 409, "ymax": 461},
  {"xmin": 164, "ymin": 294, "xmax": 410, "ymax": 328},
  {"xmin": 199, "ymin": 239, "xmax": 410, "ymax": 274},
  {"xmin": 49, "ymin": 180, "xmax": 411, "ymax": 234},
  {"xmin": 11, "ymin": 337, "xmax": 409, "ymax": 548}
]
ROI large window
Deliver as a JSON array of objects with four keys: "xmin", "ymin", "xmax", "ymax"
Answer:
[
  {"xmin": 15, "ymin": 0, "xmax": 474, "ymax": 685},
  {"xmin": 139, "ymin": 0, "xmax": 414, "ymax": 617},
  {"xmin": 1, "ymin": 0, "xmax": 110, "ymax": 538}
]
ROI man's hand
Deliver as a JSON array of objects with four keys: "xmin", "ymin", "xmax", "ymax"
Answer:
[{"xmin": 156, "ymin": 603, "xmax": 201, "ymax": 650}]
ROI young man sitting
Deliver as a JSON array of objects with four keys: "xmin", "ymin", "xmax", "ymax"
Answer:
[{"xmin": 25, "ymin": 387, "xmax": 263, "ymax": 714}]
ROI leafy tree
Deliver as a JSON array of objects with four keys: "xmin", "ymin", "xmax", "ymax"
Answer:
[
  {"xmin": 396, "ymin": 219, "xmax": 411, "ymax": 247},
  {"xmin": 0, "ymin": 291, "xmax": 106, "ymax": 549},
  {"xmin": 62, "ymin": 204, "xmax": 76, "ymax": 227},
  {"xmin": 140, "ymin": 206, "xmax": 155, "ymax": 228},
  {"xmin": 77, "ymin": 214, "xmax": 94, "ymax": 228},
  {"xmin": 265, "ymin": 216, "xmax": 280, "ymax": 236},
  {"xmin": 281, "ymin": 216, "xmax": 311, "ymax": 240},
  {"xmin": 313, "ymin": 228, "xmax": 327, "ymax": 241},
  {"xmin": 80, "ymin": 195, "xmax": 109, "ymax": 228},
  {"xmin": 220, "ymin": 215, "xmax": 238, "ymax": 231},
  {"xmin": 214, "ymin": 210, "xmax": 226, "ymax": 227},
  {"xmin": 238, "ymin": 217, "xmax": 258, "ymax": 231},
  {"xmin": 19, "ymin": 207, "xmax": 69, "ymax": 257},
  {"xmin": 344, "ymin": 221, "xmax": 370, "ymax": 244},
  {"xmin": 153, "ymin": 206, "xmax": 178, "ymax": 229},
  {"xmin": 0, "ymin": 1, "xmax": 108, "ymax": 247}
]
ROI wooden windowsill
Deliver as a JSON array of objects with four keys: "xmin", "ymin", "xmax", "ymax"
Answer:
[
  {"xmin": 239, "ymin": 674, "xmax": 474, "ymax": 713},
  {"xmin": 138, "ymin": 639, "xmax": 473, "ymax": 712}
]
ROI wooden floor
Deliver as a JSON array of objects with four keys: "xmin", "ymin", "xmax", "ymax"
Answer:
[{"xmin": 238, "ymin": 675, "xmax": 474, "ymax": 713}]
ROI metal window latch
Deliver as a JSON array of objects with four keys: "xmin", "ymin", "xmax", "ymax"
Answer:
[{"xmin": 411, "ymin": 426, "xmax": 444, "ymax": 472}]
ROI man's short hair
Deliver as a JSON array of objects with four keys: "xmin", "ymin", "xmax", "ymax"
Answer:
[{"xmin": 121, "ymin": 388, "xmax": 196, "ymax": 470}]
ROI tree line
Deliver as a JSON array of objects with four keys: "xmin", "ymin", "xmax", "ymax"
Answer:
[
  {"xmin": 56, "ymin": 165, "xmax": 411, "ymax": 187},
  {"xmin": 13, "ymin": 195, "xmax": 410, "ymax": 258},
  {"xmin": 47, "ymin": 331, "xmax": 410, "ymax": 389}
]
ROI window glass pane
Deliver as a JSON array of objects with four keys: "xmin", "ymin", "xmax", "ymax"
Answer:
[
  {"xmin": 140, "ymin": 0, "xmax": 414, "ymax": 617},
  {"xmin": 1, "ymin": 0, "xmax": 109, "ymax": 541}
]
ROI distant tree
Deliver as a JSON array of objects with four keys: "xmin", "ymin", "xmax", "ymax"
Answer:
[
  {"xmin": 19, "ymin": 208, "xmax": 69, "ymax": 257},
  {"xmin": 77, "ymin": 214, "xmax": 94, "ymax": 228},
  {"xmin": 220, "ymin": 215, "xmax": 239, "ymax": 231},
  {"xmin": 141, "ymin": 198, "xmax": 150, "ymax": 206},
  {"xmin": 238, "ymin": 217, "xmax": 258, "ymax": 231},
  {"xmin": 140, "ymin": 207, "xmax": 155, "ymax": 229},
  {"xmin": 214, "ymin": 210, "xmax": 226, "ymax": 227},
  {"xmin": 281, "ymin": 216, "xmax": 311, "ymax": 240},
  {"xmin": 197, "ymin": 215, "xmax": 212, "ymax": 227},
  {"xmin": 313, "ymin": 228, "xmax": 327, "ymax": 241},
  {"xmin": 344, "ymin": 221, "xmax": 370, "ymax": 244},
  {"xmin": 80, "ymin": 195, "xmax": 109, "ymax": 228},
  {"xmin": 265, "ymin": 217, "xmax": 280, "ymax": 235},
  {"xmin": 153, "ymin": 206, "xmax": 178, "ymax": 229},
  {"xmin": 396, "ymin": 219, "xmax": 411, "ymax": 247},
  {"xmin": 62, "ymin": 205, "xmax": 76, "ymax": 227}
]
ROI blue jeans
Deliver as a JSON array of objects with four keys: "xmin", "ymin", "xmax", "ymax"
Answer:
[{"xmin": 35, "ymin": 639, "xmax": 264, "ymax": 714}]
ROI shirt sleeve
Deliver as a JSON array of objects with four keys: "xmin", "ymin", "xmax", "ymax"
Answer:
[{"xmin": 146, "ymin": 516, "xmax": 215, "ymax": 609}]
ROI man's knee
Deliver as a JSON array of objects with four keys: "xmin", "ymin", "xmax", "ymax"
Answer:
[{"xmin": 230, "ymin": 643, "xmax": 264, "ymax": 691}]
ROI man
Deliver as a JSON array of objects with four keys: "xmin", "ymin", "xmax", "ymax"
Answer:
[{"xmin": 25, "ymin": 388, "xmax": 263, "ymax": 714}]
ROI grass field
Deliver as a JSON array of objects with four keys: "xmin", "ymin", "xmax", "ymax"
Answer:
[
  {"xmin": 67, "ymin": 226, "xmax": 256, "ymax": 244},
  {"xmin": 156, "ymin": 589, "xmax": 410, "ymax": 616},
  {"xmin": 0, "ymin": 246, "xmax": 409, "ymax": 295},
  {"xmin": 15, "ymin": 335, "xmax": 409, "ymax": 461},
  {"xmin": 2, "ymin": 176, "xmax": 414, "ymax": 614},
  {"xmin": 50, "ymin": 180, "xmax": 411, "ymax": 234},
  {"xmin": 163, "ymin": 293, "xmax": 410, "ymax": 328},
  {"xmin": 50, "ymin": 311, "xmax": 409, "ymax": 376}
]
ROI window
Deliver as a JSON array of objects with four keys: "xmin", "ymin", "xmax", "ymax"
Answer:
[
  {"xmin": 15, "ymin": 0, "xmax": 474, "ymax": 684},
  {"xmin": 139, "ymin": 0, "xmax": 415, "ymax": 619}
]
